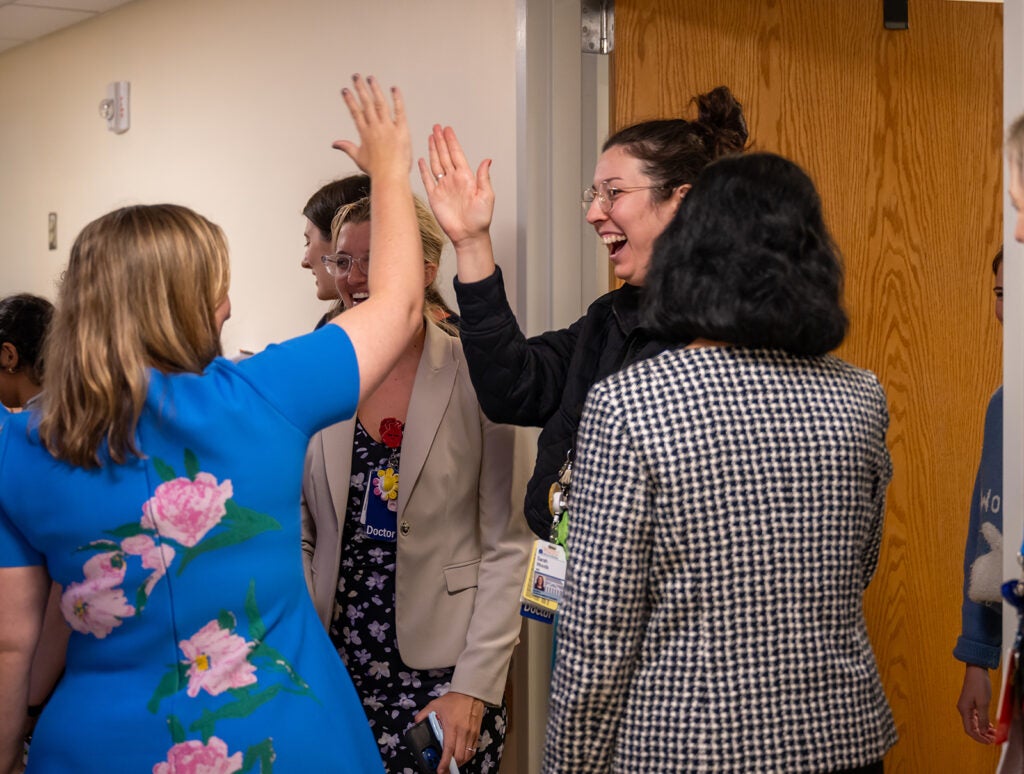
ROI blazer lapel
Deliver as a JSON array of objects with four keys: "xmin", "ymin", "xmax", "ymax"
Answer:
[
  {"xmin": 397, "ymin": 324, "xmax": 457, "ymax": 518},
  {"xmin": 320, "ymin": 417, "xmax": 356, "ymax": 533}
]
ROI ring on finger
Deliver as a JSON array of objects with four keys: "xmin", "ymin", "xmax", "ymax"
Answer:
[{"xmin": 435, "ymin": 172, "xmax": 446, "ymax": 181}]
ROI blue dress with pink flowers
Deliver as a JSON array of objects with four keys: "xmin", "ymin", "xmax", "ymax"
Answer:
[{"xmin": 0, "ymin": 326, "xmax": 384, "ymax": 773}]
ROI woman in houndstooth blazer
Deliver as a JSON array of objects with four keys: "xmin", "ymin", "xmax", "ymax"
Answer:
[{"xmin": 544, "ymin": 153, "xmax": 897, "ymax": 774}]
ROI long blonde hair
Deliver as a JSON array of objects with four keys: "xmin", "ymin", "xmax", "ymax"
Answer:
[
  {"xmin": 40, "ymin": 204, "xmax": 230, "ymax": 468},
  {"xmin": 329, "ymin": 195, "xmax": 457, "ymax": 335}
]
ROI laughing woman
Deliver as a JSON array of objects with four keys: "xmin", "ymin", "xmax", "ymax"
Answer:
[
  {"xmin": 302, "ymin": 196, "xmax": 531, "ymax": 774},
  {"xmin": 299, "ymin": 174, "xmax": 370, "ymax": 329},
  {"xmin": 421, "ymin": 87, "xmax": 748, "ymax": 543}
]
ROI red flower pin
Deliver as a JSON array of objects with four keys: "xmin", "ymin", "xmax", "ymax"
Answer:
[{"xmin": 379, "ymin": 417, "xmax": 404, "ymax": 449}]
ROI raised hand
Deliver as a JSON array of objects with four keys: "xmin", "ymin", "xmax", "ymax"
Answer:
[
  {"xmin": 324, "ymin": 75, "xmax": 422, "ymax": 405},
  {"xmin": 333, "ymin": 74, "xmax": 411, "ymax": 181},
  {"xmin": 419, "ymin": 125, "xmax": 494, "ymax": 248}
]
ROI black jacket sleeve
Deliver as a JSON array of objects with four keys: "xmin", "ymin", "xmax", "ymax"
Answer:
[{"xmin": 454, "ymin": 266, "xmax": 585, "ymax": 428}]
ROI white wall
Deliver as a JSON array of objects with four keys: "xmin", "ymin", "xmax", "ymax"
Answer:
[
  {"xmin": 512, "ymin": 2, "xmax": 590, "ymax": 770},
  {"xmin": 0, "ymin": 4, "xmax": 592, "ymax": 773},
  {"xmin": 0, "ymin": 0, "xmax": 520, "ymax": 357}
]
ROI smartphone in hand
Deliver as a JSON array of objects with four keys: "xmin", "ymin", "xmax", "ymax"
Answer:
[{"xmin": 403, "ymin": 711, "xmax": 459, "ymax": 774}]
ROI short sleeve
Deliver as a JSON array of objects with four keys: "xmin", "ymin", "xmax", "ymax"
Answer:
[
  {"xmin": 232, "ymin": 326, "xmax": 360, "ymax": 436},
  {"xmin": 0, "ymin": 504, "xmax": 42, "ymax": 567},
  {"xmin": 0, "ymin": 423, "xmax": 43, "ymax": 567}
]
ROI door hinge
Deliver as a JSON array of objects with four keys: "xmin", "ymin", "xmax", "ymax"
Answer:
[{"xmin": 582, "ymin": 0, "xmax": 614, "ymax": 54}]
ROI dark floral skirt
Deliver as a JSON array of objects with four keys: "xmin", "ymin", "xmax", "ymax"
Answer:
[{"xmin": 330, "ymin": 422, "xmax": 506, "ymax": 773}]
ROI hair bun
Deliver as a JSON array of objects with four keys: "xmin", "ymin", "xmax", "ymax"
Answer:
[{"xmin": 693, "ymin": 86, "xmax": 748, "ymax": 158}]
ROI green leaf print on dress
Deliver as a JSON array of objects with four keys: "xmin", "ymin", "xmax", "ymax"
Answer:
[
  {"xmin": 59, "ymin": 450, "xmax": 281, "ymax": 637},
  {"xmin": 148, "ymin": 580, "xmax": 315, "ymax": 773}
]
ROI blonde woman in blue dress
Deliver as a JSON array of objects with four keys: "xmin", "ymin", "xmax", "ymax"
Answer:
[{"xmin": 0, "ymin": 75, "xmax": 423, "ymax": 773}]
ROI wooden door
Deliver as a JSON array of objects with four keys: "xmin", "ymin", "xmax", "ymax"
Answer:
[{"xmin": 613, "ymin": 1, "xmax": 1003, "ymax": 771}]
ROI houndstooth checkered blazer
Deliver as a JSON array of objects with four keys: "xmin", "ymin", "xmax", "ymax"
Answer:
[{"xmin": 544, "ymin": 346, "xmax": 897, "ymax": 773}]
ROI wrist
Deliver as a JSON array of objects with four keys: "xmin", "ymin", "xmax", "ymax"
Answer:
[
  {"xmin": 452, "ymin": 235, "xmax": 496, "ymax": 282},
  {"xmin": 452, "ymin": 231, "xmax": 492, "ymax": 254},
  {"xmin": 367, "ymin": 168, "xmax": 411, "ymax": 186}
]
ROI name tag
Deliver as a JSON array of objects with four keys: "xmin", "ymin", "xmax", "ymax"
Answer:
[
  {"xmin": 520, "ymin": 540, "xmax": 566, "ymax": 623},
  {"xmin": 361, "ymin": 477, "xmax": 397, "ymax": 542}
]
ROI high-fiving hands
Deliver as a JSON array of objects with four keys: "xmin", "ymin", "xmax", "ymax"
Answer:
[
  {"xmin": 333, "ymin": 74, "xmax": 411, "ymax": 182},
  {"xmin": 419, "ymin": 125, "xmax": 497, "ymax": 283}
]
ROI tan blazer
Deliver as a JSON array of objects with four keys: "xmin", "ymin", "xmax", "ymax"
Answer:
[{"xmin": 301, "ymin": 322, "xmax": 532, "ymax": 705}]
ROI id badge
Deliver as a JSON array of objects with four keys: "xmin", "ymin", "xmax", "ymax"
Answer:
[
  {"xmin": 520, "ymin": 539, "xmax": 566, "ymax": 624},
  {"xmin": 361, "ymin": 481, "xmax": 397, "ymax": 542}
]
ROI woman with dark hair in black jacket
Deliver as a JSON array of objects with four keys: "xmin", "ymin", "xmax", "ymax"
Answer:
[{"xmin": 420, "ymin": 87, "xmax": 748, "ymax": 540}]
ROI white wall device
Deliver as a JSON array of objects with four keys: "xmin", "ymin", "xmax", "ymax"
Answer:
[{"xmin": 98, "ymin": 81, "xmax": 130, "ymax": 134}]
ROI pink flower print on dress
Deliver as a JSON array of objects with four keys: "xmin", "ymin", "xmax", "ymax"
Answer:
[
  {"xmin": 180, "ymin": 620, "xmax": 257, "ymax": 697},
  {"xmin": 82, "ymin": 550, "xmax": 128, "ymax": 585},
  {"xmin": 141, "ymin": 472, "xmax": 233, "ymax": 547},
  {"xmin": 152, "ymin": 737, "xmax": 243, "ymax": 774},
  {"xmin": 121, "ymin": 534, "xmax": 176, "ymax": 595},
  {"xmin": 60, "ymin": 575, "xmax": 136, "ymax": 638}
]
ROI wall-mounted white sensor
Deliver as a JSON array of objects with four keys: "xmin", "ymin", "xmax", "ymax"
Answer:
[{"xmin": 98, "ymin": 81, "xmax": 130, "ymax": 134}]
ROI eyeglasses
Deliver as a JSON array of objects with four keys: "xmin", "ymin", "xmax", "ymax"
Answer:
[
  {"xmin": 581, "ymin": 181, "xmax": 666, "ymax": 213},
  {"xmin": 321, "ymin": 253, "xmax": 370, "ymax": 277}
]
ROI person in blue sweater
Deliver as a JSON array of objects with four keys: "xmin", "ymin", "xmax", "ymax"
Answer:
[{"xmin": 954, "ymin": 247, "xmax": 1004, "ymax": 744}]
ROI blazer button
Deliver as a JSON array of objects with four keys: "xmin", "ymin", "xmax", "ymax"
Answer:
[{"xmin": 400, "ymin": 521, "xmax": 410, "ymax": 536}]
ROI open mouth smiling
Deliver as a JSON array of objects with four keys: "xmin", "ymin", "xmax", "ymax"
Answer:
[{"xmin": 602, "ymin": 233, "xmax": 627, "ymax": 258}]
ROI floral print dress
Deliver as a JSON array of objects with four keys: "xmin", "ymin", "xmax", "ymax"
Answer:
[
  {"xmin": 0, "ymin": 327, "xmax": 383, "ymax": 773},
  {"xmin": 330, "ymin": 420, "xmax": 506, "ymax": 774}
]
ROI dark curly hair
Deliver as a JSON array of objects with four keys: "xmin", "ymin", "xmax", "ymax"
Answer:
[
  {"xmin": 0, "ymin": 293, "xmax": 54, "ymax": 383},
  {"xmin": 302, "ymin": 174, "xmax": 370, "ymax": 241},
  {"xmin": 643, "ymin": 153, "xmax": 848, "ymax": 355},
  {"xmin": 603, "ymin": 86, "xmax": 748, "ymax": 204}
]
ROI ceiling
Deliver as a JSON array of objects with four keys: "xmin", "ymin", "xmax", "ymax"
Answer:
[
  {"xmin": 0, "ymin": 0, "xmax": 1005, "ymax": 57},
  {"xmin": 0, "ymin": 0, "xmax": 136, "ymax": 55}
]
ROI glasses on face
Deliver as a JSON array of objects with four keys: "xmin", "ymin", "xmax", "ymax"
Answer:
[
  {"xmin": 581, "ymin": 181, "xmax": 666, "ymax": 213},
  {"xmin": 321, "ymin": 253, "xmax": 370, "ymax": 277}
]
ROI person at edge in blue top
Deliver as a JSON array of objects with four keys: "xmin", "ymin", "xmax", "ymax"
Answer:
[
  {"xmin": 0, "ymin": 294, "xmax": 66, "ymax": 753},
  {"xmin": 954, "ymin": 247, "xmax": 1005, "ymax": 745},
  {"xmin": 0, "ymin": 75, "xmax": 423, "ymax": 774}
]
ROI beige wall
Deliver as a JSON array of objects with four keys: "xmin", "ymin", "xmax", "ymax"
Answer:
[
  {"xmin": 0, "ymin": 4, "xmax": 592, "ymax": 772},
  {"xmin": 0, "ymin": 0, "xmax": 521, "ymax": 356}
]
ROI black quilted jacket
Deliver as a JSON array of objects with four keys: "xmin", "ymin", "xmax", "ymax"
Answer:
[{"xmin": 453, "ymin": 267, "xmax": 667, "ymax": 538}]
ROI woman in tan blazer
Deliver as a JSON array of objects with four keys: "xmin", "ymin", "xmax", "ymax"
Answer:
[{"xmin": 302, "ymin": 195, "xmax": 531, "ymax": 774}]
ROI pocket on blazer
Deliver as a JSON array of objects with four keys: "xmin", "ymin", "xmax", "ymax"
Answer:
[{"xmin": 443, "ymin": 558, "xmax": 481, "ymax": 594}]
